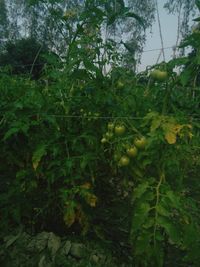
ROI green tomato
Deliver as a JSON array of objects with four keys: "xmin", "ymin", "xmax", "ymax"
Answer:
[
  {"xmin": 107, "ymin": 122, "xmax": 115, "ymax": 131},
  {"xmin": 105, "ymin": 132, "xmax": 113, "ymax": 139},
  {"xmin": 134, "ymin": 137, "xmax": 147, "ymax": 149},
  {"xmin": 119, "ymin": 156, "xmax": 130, "ymax": 166},
  {"xmin": 115, "ymin": 125, "xmax": 126, "ymax": 136},
  {"xmin": 150, "ymin": 69, "xmax": 168, "ymax": 81},
  {"xmin": 126, "ymin": 146, "xmax": 138, "ymax": 157},
  {"xmin": 101, "ymin": 138, "xmax": 107, "ymax": 144}
]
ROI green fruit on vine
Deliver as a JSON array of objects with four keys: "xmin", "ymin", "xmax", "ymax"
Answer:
[
  {"xmin": 105, "ymin": 132, "xmax": 113, "ymax": 139},
  {"xmin": 107, "ymin": 122, "xmax": 115, "ymax": 131},
  {"xmin": 126, "ymin": 146, "xmax": 138, "ymax": 157},
  {"xmin": 115, "ymin": 125, "xmax": 126, "ymax": 136},
  {"xmin": 114, "ymin": 153, "xmax": 121, "ymax": 161},
  {"xmin": 101, "ymin": 138, "xmax": 107, "ymax": 144},
  {"xmin": 150, "ymin": 69, "xmax": 168, "ymax": 81},
  {"xmin": 119, "ymin": 156, "xmax": 130, "ymax": 166},
  {"xmin": 134, "ymin": 137, "xmax": 147, "ymax": 149}
]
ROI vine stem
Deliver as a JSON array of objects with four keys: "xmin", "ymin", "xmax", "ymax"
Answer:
[
  {"xmin": 162, "ymin": 81, "xmax": 170, "ymax": 114},
  {"xmin": 30, "ymin": 45, "xmax": 43, "ymax": 77},
  {"xmin": 153, "ymin": 170, "xmax": 165, "ymax": 246}
]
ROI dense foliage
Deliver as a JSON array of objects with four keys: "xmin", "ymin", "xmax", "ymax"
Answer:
[
  {"xmin": 0, "ymin": 38, "xmax": 54, "ymax": 79},
  {"xmin": 1, "ymin": 1, "xmax": 200, "ymax": 267}
]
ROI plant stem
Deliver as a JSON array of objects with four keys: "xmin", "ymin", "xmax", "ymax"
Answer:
[{"xmin": 153, "ymin": 169, "xmax": 165, "ymax": 246}]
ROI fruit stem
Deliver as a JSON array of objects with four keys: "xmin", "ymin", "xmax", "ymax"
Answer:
[{"xmin": 125, "ymin": 119, "xmax": 143, "ymax": 137}]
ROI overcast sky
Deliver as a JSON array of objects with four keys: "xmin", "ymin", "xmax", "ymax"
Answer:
[{"xmin": 138, "ymin": 1, "xmax": 189, "ymax": 72}]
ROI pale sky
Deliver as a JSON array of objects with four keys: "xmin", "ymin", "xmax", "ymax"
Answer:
[{"xmin": 138, "ymin": 1, "xmax": 193, "ymax": 72}]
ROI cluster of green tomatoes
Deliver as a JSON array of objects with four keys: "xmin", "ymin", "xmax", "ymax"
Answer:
[
  {"xmin": 80, "ymin": 109, "xmax": 100, "ymax": 121},
  {"xmin": 101, "ymin": 122, "xmax": 147, "ymax": 167}
]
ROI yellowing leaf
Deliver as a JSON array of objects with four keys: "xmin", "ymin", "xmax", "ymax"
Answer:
[
  {"xmin": 188, "ymin": 132, "xmax": 193, "ymax": 139},
  {"xmin": 173, "ymin": 124, "xmax": 183, "ymax": 133},
  {"xmin": 32, "ymin": 144, "xmax": 46, "ymax": 170},
  {"xmin": 76, "ymin": 205, "xmax": 89, "ymax": 235},
  {"xmin": 63, "ymin": 206, "xmax": 76, "ymax": 227},
  {"xmin": 80, "ymin": 182, "xmax": 92, "ymax": 189},
  {"xmin": 165, "ymin": 132, "xmax": 177, "ymax": 144},
  {"xmin": 85, "ymin": 194, "xmax": 97, "ymax": 207},
  {"xmin": 150, "ymin": 117, "xmax": 162, "ymax": 132}
]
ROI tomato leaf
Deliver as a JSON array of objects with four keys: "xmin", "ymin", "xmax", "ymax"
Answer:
[{"xmin": 32, "ymin": 144, "xmax": 47, "ymax": 170}]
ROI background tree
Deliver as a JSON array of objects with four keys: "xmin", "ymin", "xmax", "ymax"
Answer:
[
  {"xmin": 0, "ymin": 38, "xmax": 55, "ymax": 79},
  {"xmin": 164, "ymin": 0, "xmax": 197, "ymax": 56},
  {"xmin": 0, "ymin": 0, "xmax": 8, "ymax": 47}
]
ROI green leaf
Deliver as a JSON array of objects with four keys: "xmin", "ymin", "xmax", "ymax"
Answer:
[
  {"xmin": 122, "ymin": 41, "xmax": 136, "ymax": 54},
  {"xmin": 3, "ymin": 122, "xmax": 29, "ymax": 140},
  {"xmin": 157, "ymin": 216, "xmax": 181, "ymax": 244},
  {"xmin": 32, "ymin": 144, "xmax": 47, "ymax": 170},
  {"xmin": 142, "ymin": 218, "xmax": 154, "ymax": 229},
  {"xmin": 133, "ymin": 182, "xmax": 149, "ymax": 200},
  {"xmin": 195, "ymin": 0, "xmax": 200, "ymax": 10},
  {"xmin": 116, "ymin": 0, "xmax": 125, "ymax": 9},
  {"xmin": 193, "ymin": 16, "xmax": 200, "ymax": 21},
  {"xmin": 132, "ymin": 166, "xmax": 143, "ymax": 178},
  {"xmin": 156, "ymin": 204, "xmax": 171, "ymax": 217},
  {"xmin": 107, "ymin": 13, "xmax": 119, "ymax": 25},
  {"xmin": 150, "ymin": 117, "xmax": 162, "ymax": 131},
  {"xmin": 152, "ymin": 243, "xmax": 164, "ymax": 267},
  {"xmin": 3, "ymin": 127, "xmax": 21, "ymax": 140},
  {"xmin": 135, "ymin": 231, "xmax": 152, "ymax": 255},
  {"xmin": 131, "ymin": 202, "xmax": 151, "ymax": 232},
  {"xmin": 165, "ymin": 190, "xmax": 181, "ymax": 209},
  {"xmin": 183, "ymin": 223, "xmax": 199, "ymax": 247}
]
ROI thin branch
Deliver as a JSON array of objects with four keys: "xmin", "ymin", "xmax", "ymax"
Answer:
[
  {"xmin": 155, "ymin": 0, "xmax": 165, "ymax": 61},
  {"xmin": 173, "ymin": 2, "xmax": 182, "ymax": 59},
  {"xmin": 30, "ymin": 44, "xmax": 43, "ymax": 76}
]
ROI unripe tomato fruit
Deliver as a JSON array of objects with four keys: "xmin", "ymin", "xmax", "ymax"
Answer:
[
  {"xmin": 134, "ymin": 137, "xmax": 147, "ymax": 149},
  {"xmin": 150, "ymin": 69, "xmax": 168, "ymax": 81},
  {"xmin": 114, "ymin": 153, "xmax": 121, "ymax": 161},
  {"xmin": 115, "ymin": 125, "xmax": 125, "ymax": 135},
  {"xmin": 126, "ymin": 146, "xmax": 138, "ymax": 157},
  {"xmin": 119, "ymin": 156, "xmax": 130, "ymax": 166},
  {"xmin": 107, "ymin": 122, "xmax": 115, "ymax": 131},
  {"xmin": 101, "ymin": 138, "xmax": 107, "ymax": 144},
  {"xmin": 105, "ymin": 132, "xmax": 113, "ymax": 139}
]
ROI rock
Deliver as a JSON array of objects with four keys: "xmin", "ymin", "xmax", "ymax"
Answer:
[
  {"xmin": 27, "ymin": 239, "xmax": 36, "ymax": 253},
  {"xmin": 55, "ymin": 240, "xmax": 71, "ymax": 265},
  {"xmin": 91, "ymin": 254, "xmax": 99, "ymax": 263},
  {"xmin": 27, "ymin": 231, "xmax": 50, "ymax": 253},
  {"xmin": 38, "ymin": 255, "xmax": 46, "ymax": 267},
  {"xmin": 62, "ymin": 240, "xmax": 71, "ymax": 256},
  {"xmin": 18, "ymin": 232, "xmax": 31, "ymax": 248},
  {"xmin": 47, "ymin": 232, "xmax": 61, "ymax": 258},
  {"xmin": 4, "ymin": 229, "xmax": 22, "ymax": 248},
  {"xmin": 98, "ymin": 253, "xmax": 106, "ymax": 264},
  {"xmin": 35, "ymin": 232, "xmax": 50, "ymax": 252},
  {"xmin": 70, "ymin": 243, "xmax": 86, "ymax": 259},
  {"xmin": 38, "ymin": 254, "xmax": 53, "ymax": 267}
]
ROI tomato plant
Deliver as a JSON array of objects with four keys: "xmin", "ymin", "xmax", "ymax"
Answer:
[{"xmin": 0, "ymin": 1, "xmax": 200, "ymax": 267}]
